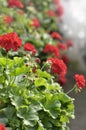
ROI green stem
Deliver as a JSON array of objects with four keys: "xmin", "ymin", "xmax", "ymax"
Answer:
[
  {"xmin": 66, "ymin": 85, "xmax": 76, "ymax": 94},
  {"xmin": 41, "ymin": 62, "xmax": 48, "ymax": 70}
]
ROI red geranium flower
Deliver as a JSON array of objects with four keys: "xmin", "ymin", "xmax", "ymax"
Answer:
[
  {"xmin": 47, "ymin": 58, "xmax": 67, "ymax": 75},
  {"xmin": 30, "ymin": 18, "xmax": 40, "ymax": 28},
  {"xmin": 46, "ymin": 10, "xmax": 55, "ymax": 17},
  {"xmin": 8, "ymin": 0, "xmax": 24, "ymax": 8},
  {"xmin": 61, "ymin": 55, "xmax": 70, "ymax": 64},
  {"xmin": 0, "ymin": 32, "xmax": 22, "ymax": 51},
  {"xmin": 66, "ymin": 40, "xmax": 73, "ymax": 47},
  {"xmin": 51, "ymin": 32, "xmax": 62, "ymax": 40},
  {"xmin": 56, "ymin": 5, "xmax": 64, "ymax": 17},
  {"xmin": 0, "ymin": 124, "xmax": 6, "ymax": 130},
  {"xmin": 58, "ymin": 74, "xmax": 67, "ymax": 85},
  {"xmin": 43, "ymin": 44, "xmax": 60, "ymax": 57},
  {"xmin": 74, "ymin": 74, "xmax": 86, "ymax": 89},
  {"xmin": 3, "ymin": 15, "xmax": 13, "ymax": 24},
  {"xmin": 57, "ymin": 43, "xmax": 67, "ymax": 50},
  {"xmin": 24, "ymin": 43, "xmax": 37, "ymax": 55},
  {"xmin": 53, "ymin": 0, "xmax": 60, "ymax": 5}
]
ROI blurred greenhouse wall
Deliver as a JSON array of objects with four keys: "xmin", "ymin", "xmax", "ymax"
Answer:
[
  {"xmin": 58, "ymin": 1, "xmax": 86, "ymax": 130},
  {"xmin": 58, "ymin": 0, "xmax": 86, "ymax": 71}
]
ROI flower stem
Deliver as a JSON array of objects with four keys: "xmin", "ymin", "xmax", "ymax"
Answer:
[
  {"xmin": 66, "ymin": 85, "xmax": 76, "ymax": 94},
  {"xmin": 41, "ymin": 62, "xmax": 48, "ymax": 70}
]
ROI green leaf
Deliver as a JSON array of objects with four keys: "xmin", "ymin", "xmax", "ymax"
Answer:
[
  {"xmin": 17, "ymin": 107, "xmax": 39, "ymax": 126},
  {"xmin": 14, "ymin": 57, "xmax": 23, "ymax": 65},
  {"xmin": 0, "ymin": 118, "xmax": 8, "ymax": 124},
  {"xmin": 4, "ymin": 106, "xmax": 15, "ymax": 118},
  {"xmin": 38, "ymin": 120, "xmax": 46, "ymax": 130},
  {"xmin": 45, "ymin": 94, "xmax": 61, "ymax": 118},
  {"xmin": 57, "ymin": 93, "xmax": 72, "ymax": 103},
  {"xmin": 37, "ymin": 69, "xmax": 51, "ymax": 79},
  {"xmin": 11, "ymin": 65, "xmax": 30, "ymax": 76},
  {"xmin": 34, "ymin": 78, "xmax": 47, "ymax": 88},
  {"xmin": 0, "ymin": 57, "xmax": 12, "ymax": 66},
  {"xmin": 60, "ymin": 115, "xmax": 69, "ymax": 123}
]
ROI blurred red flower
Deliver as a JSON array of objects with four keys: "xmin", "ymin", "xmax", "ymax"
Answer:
[
  {"xmin": 51, "ymin": 32, "xmax": 62, "ymax": 40},
  {"xmin": 44, "ymin": 44, "xmax": 60, "ymax": 57},
  {"xmin": 66, "ymin": 40, "xmax": 73, "ymax": 47},
  {"xmin": 47, "ymin": 58, "xmax": 67, "ymax": 75},
  {"xmin": 30, "ymin": 18, "xmax": 40, "ymax": 28},
  {"xmin": 46, "ymin": 10, "xmax": 55, "ymax": 17},
  {"xmin": 61, "ymin": 54, "xmax": 70, "ymax": 64},
  {"xmin": 74, "ymin": 74, "xmax": 86, "ymax": 89},
  {"xmin": 3, "ymin": 15, "xmax": 13, "ymax": 24},
  {"xmin": 24, "ymin": 43, "xmax": 37, "ymax": 55},
  {"xmin": 56, "ymin": 5, "xmax": 64, "ymax": 17},
  {"xmin": 0, "ymin": 124, "xmax": 6, "ymax": 130},
  {"xmin": 0, "ymin": 32, "xmax": 22, "ymax": 51},
  {"xmin": 8, "ymin": 0, "xmax": 24, "ymax": 8},
  {"xmin": 57, "ymin": 43, "xmax": 67, "ymax": 50},
  {"xmin": 53, "ymin": 0, "xmax": 60, "ymax": 5},
  {"xmin": 58, "ymin": 74, "xmax": 67, "ymax": 85}
]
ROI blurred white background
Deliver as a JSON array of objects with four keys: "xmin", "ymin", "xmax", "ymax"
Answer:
[{"xmin": 59, "ymin": 0, "xmax": 86, "ymax": 70}]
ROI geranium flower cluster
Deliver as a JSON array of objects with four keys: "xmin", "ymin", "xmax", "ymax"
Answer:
[
  {"xmin": 43, "ymin": 31, "xmax": 73, "ymax": 85},
  {"xmin": 74, "ymin": 74, "xmax": 86, "ymax": 89},
  {"xmin": 0, "ymin": 32, "xmax": 22, "ymax": 51},
  {"xmin": 51, "ymin": 32, "xmax": 62, "ymax": 40},
  {"xmin": 0, "ymin": 32, "xmax": 37, "ymax": 55},
  {"xmin": 43, "ymin": 44, "xmax": 60, "ymax": 57},
  {"xmin": 3, "ymin": 15, "xmax": 13, "ymax": 24},
  {"xmin": 8, "ymin": 0, "xmax": 24, "ymax": 8},
  {"xmin": 48, "ymin": 58, "xmax": 67, "ymax": 75},
  {"xmin": 24, "ymin": 43, "xmax": 37, "ymax": 55},
  {"xmin": 46, "ymin": 10, "xmax": 56, "ymax": 17},
  {"xmin": 0, "ymin": 124, "xmax": 6, "ymax": 130},
  {"xmin": 53, "ymin": 0, "xmax": 64, "ymax": 18},
  {"xmin": 0, "ymin": 31, "xmax": 70, "ymax": 86},
  {"xmin": 30, "ymin": 18, "xmax": 40, "ymax": 28}
]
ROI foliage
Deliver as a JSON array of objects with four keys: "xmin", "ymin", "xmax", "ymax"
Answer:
[
  {"xmin": 0, "ymin": 51, "xmax": 74, "ymax": 130},
  {"xmin": 0, "ymin": 0, "xmax": 76, "ymax": 130}
]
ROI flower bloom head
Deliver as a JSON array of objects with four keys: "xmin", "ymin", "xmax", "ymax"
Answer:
[
  {"xmin": 61, "ymin": 54, "xmax": 70, "ymax": 64},
  {"xmin": 57, "ymin": 43, "xmax": 67, "ymax": 50},
  {"xmin": 46, "ymin": 10, "xmax": 55, "ymax": 17},
  {"xmin": 30, "ymin": 18, "xmax": 40, "ymax": 28},
  {"xmin": 56, "ymin": 4, "xmax": 64, "ymax": 17},
  {"xmin": 47, "ymin": 58, "xmax": 67, "ymax": 75},
  {"xmin": 0, "ymin": 124, "xmax": 6, "ymax": 130},
  {"xmin": 66, "ymin": 40, "xmax": 73, "ymax": 47},
  {"xmin": 43, "ymin": 44, "xmax": 60, "ymax": 57},
  {"xmin": 58, "ymin": 74, "xmax": 67, "ymax": 85},
  {"xmin": 74, "ymin": 74, "xmax": 86, "ymax": 89},
  {"xmin": 8, "ymin": 0, "xmax": 24, "ymax": 8},
  {"xmin": 53, "ymin": 0, "xmax": 60, "ymax": 5},
  {"xmin": 3, "ymin": 15, "xmax": 13, "ymax": 24},
  {"xmin": 51, "ymin": 32, "xmax": 62, "ymax": 40},
  {"xmin": 0, "ymin": 32, "xmax": 22, "ymax": 51},
  {"xmin": 24, "ymin": 43, "xmax": 37, "ymax": 55}
]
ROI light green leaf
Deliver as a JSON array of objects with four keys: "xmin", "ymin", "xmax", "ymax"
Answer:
[{"xmin": 34, "ymin": 78, "xmax": 47, "ymax": 88}]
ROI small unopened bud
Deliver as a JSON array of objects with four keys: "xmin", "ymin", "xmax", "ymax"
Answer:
[
  {"xmin": 23, "ymin": 75, "xmax": 26, "ymax": 78},
  {"xmin": 32, "ymin": 66, "xmax": 37, "ymax": 73},
  {"xmin": 25, "ymin": 63, "xmax": 29, "ymax": 67},
  {"xmin": 36, "ymin": 58, "xmax": 41, "ymax": 63}
]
